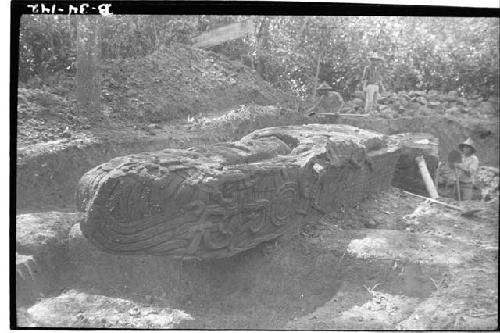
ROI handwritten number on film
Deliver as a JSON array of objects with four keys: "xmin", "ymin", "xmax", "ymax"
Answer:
[{"xmin": 27, "ymin": 3, "xmax": 112, "ymax": 15}]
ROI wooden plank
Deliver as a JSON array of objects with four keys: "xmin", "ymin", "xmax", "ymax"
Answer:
[
  {"xmin": 401, "ymin": 190, "xmax": 462, "ymax": 211},
  {"xmin": 401, "ymin": 190, "xmax": 481, "ymax": 217},
  {"xmin": 193, "ymin": 19, "xmax": 255, "ymax": 48}
]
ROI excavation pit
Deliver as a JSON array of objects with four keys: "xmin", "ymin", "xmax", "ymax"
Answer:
[
  {"xmin": 15, "ymin": 122, "xmax": 498, "ymax": 330},
  {"xmin": 17, "ymin": 187, "xmax": 498, "ymax": 330}
]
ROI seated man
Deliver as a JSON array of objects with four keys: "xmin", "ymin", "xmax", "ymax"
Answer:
[{"xmin": 316, "ymin": 81, "xmax": 344, "ymax": 113}]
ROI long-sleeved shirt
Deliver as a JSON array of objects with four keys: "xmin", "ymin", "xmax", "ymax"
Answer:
[
  {"xmin": 362, "ymin": 65, "xmax": 383, "ymax": 85},
  {"xmin": 457, "ymin": 154, "xmax": 479, "ymax": 184}
]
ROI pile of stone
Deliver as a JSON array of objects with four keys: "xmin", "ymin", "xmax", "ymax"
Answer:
[
  {"xmin": 476, "ymin": 166, "xmax": 500, "ymax": 201},
  {"xmin": 344, "ymin": 90, "xmax": 499, "ymax": 119},
  {"xmin": 438, "ymin": 165, "xmax": 499, "ymax": 201}
]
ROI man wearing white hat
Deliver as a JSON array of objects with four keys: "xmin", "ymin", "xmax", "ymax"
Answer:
[
  {"xmin": 453, "ymin": 138, "xmax": 480, "ymax": 200},
  {"xmin": 362, "ymin": 52, "xmax": 386, "ymax": 113}
]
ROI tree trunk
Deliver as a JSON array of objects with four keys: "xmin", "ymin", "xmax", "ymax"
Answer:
[
  {"xmin": 69, "ymin": 15, "xmax": 78, "ymax": 52},
  {"xmin": 298, "ymin": 17, "xmax": 309, "ymax": 47},
  {"xmin": 312, "ymin": 52, "xmax": 322, "ymax": 99},
  {"xmin": 255, "ymin": 17, "xmax": 270, "ymax": 77},
  {"xmin": 76, "ymin": 15, "xmax": 100, "ymax": 115},
  {"xmin": 152, "ymin": 16, "xmax": 159, "ymax": 50}
]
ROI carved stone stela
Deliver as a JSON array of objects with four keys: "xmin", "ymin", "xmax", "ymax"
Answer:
[{"xmin": 77, "ymin": 124, "xmax": 401, "ymax": 259}]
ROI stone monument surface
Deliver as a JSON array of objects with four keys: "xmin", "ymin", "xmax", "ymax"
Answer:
[{"xmin": 76, "ymin": 124, "xmax": 400, "ymax": 259}]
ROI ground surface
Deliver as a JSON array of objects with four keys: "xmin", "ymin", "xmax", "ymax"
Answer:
[
  {"xmin": 17, "ymin": 188, "xmax": 498, "ymax": 329},
  {"xmin": 15, "ymin": 42, "xmax": 499, "ymax": 329}
]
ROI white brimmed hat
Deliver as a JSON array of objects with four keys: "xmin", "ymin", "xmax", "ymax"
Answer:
[
  {"xmin": 317, "ymin": 81, "xmax": 334, "ymax": 91},
  {"xmin": 458, "ymin": 137, "xmax": 476, "ymax": 153},
  {"xmin": 369, "ymin": 52, "xmax": 384, "ymax": 61}
]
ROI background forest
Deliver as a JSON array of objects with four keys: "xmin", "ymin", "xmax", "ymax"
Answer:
[{"xmin": 19, "ymin": 15, "xmax": 499, "ymax": 99}]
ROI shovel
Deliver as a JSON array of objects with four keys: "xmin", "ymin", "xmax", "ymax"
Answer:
[
  {"xmin": 448, "ymin": 150, "xmax": 462, "ymax": 201},
  {"xmin": 454, "ymin": 168, "xmax": 461, "ymax": 201}
]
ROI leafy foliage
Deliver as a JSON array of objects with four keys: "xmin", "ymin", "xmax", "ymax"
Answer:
[
  {"xmin": 19, "ymin": 15, "xmax": 499, "ymax": 98},
  {"xmin": 239, "ymin": 16, "xmax": 499, "ymax": 98},
  {"xmin": 19, "ymin": 15, "xmax": 75, "ymax": 82}
]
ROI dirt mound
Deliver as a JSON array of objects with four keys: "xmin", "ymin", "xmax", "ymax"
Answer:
[
  {"xmin": 17, "ymin": 87, "xmax": 83, "ymax": 146},
  {"xmin": 17, "ymin": 43, "xmax": 294, "ymax": 147},
  {"xmin": 16, "ymin": 212, "xmax": 81, "ymax": 254},
  {"xmin": 19, "ymin": 290, "xmax": 193, "ymax": 328},
  {"xmin": 100, "ymin": 43, "xmax": 291, "ymax": 122}
]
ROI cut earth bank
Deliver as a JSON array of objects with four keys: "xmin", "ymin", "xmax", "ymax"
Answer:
[{"xmin": 16, "ymin": 120, "xmax": 498, "ymax": 329}]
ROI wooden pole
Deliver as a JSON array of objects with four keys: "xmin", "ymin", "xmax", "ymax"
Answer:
[
  {"xmin": 454, "ymin": 167, "xmax": 461, "ymax": 201},
  {"xmin": 415, "ymin": 155, "xmax": 439, "ymax": 199},
  {"xmin": 434, "ymin": 162, "xmax": 440, "ymax": 190}
]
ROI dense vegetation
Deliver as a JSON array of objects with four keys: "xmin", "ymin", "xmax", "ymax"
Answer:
[{"xmin": 19, "ymin": 15, "xmax": 499, "ymax": 99}]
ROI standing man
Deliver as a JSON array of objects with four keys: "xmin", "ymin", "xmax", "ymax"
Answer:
[
  {"xmin": 454, "ymin": 138, "xmax": 480, "ymax": 200},
  {"xmin": 362, "ymin": 52, "xmax": 385, "ymax": 113}
]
